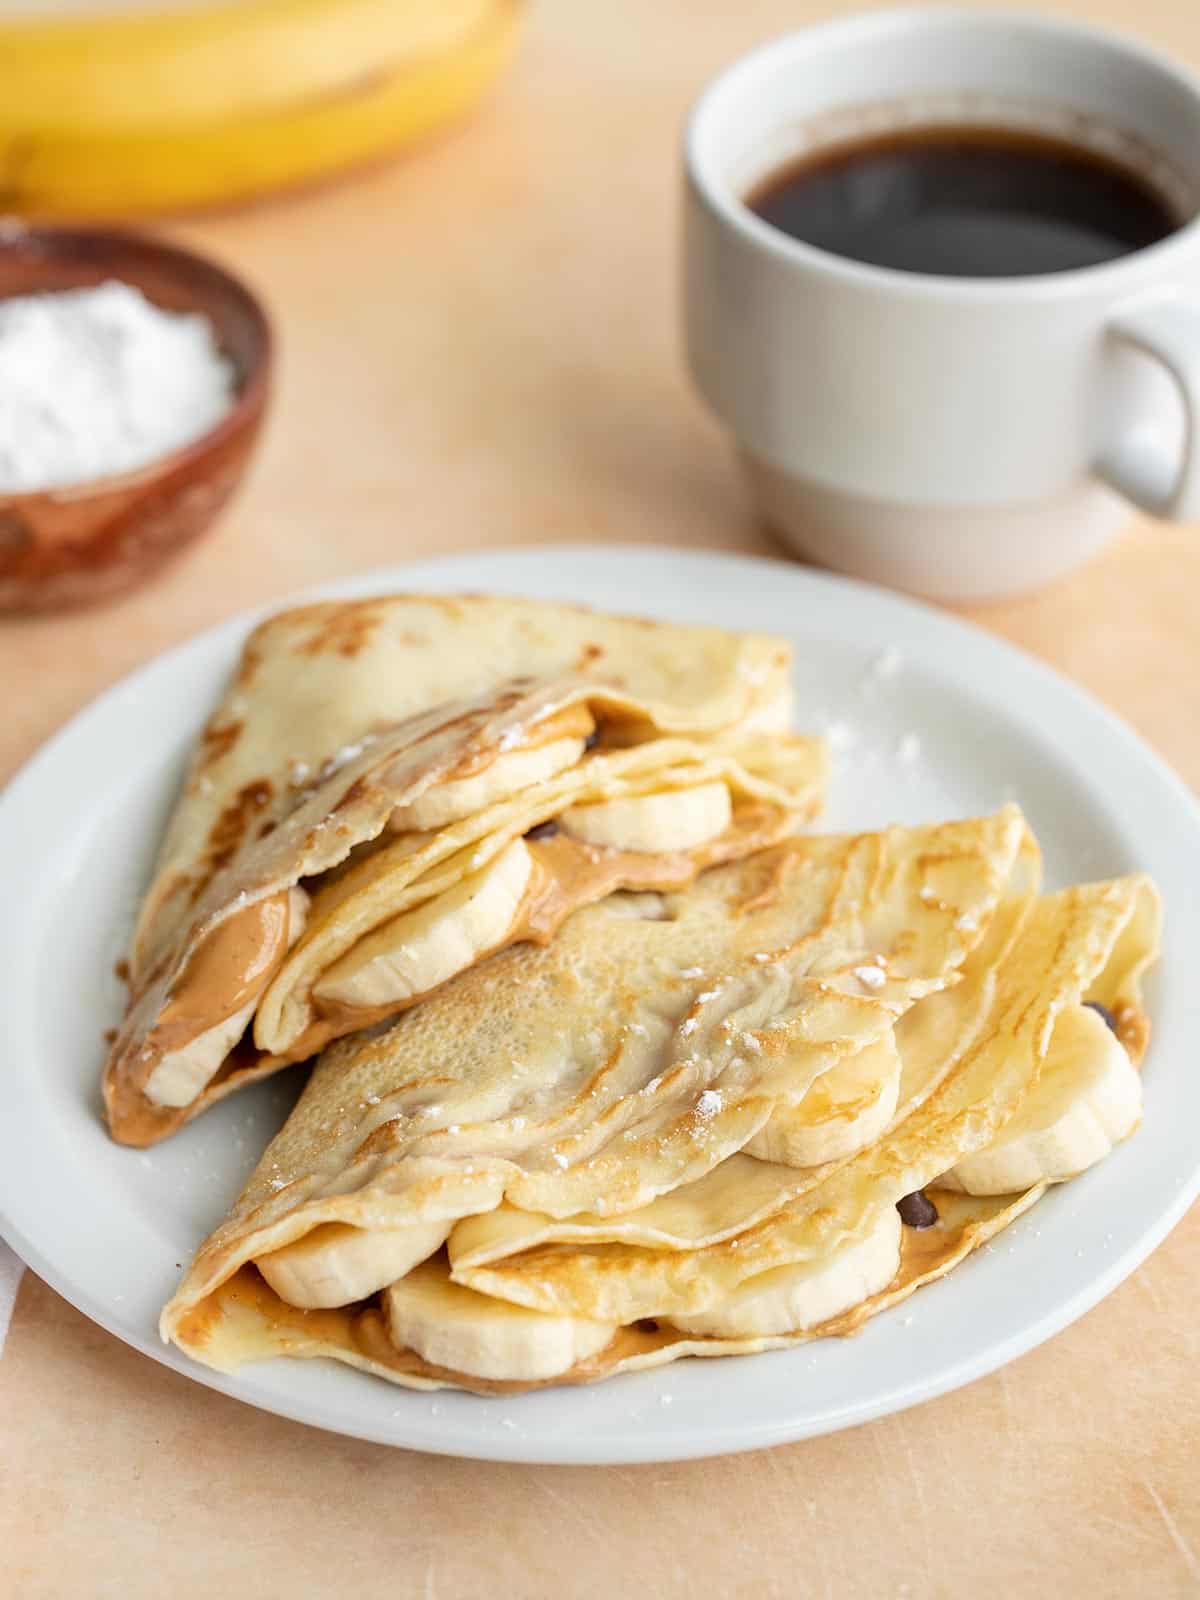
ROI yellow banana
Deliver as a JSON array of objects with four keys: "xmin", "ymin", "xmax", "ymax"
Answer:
[
  {"xmin": 0, "ymin": 0, "xmax": 522, "ymax": 217},
  {"xmin": 0, "ymin": 0, "xmax": 498, "ymax": 125}
]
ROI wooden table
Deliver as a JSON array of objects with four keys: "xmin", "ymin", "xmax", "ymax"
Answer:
[{"xmin": 3, "ymin": 2, "xmax": 1199, "ymax": 1595}]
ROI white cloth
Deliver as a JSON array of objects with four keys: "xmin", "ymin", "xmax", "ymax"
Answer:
[{"xmin": 0, "ymin": 1240, "xmax": 25, "ymax": 1352}]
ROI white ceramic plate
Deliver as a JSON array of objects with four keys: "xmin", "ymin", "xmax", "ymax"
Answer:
[{"xmin": 1, "ymin": 546, "xmax": 1197, "ymax": 1465}]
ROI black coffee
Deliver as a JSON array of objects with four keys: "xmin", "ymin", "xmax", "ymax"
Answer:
[{"xmin": 746, "ymin": 125, "xmax": 1180, "ymax": 277}]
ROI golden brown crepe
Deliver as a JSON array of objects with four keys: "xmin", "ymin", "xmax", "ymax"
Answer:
[
  {"xmin": 157, "ymin": 805, "xmax": 1155, "ymax": 1394},
  {"xmin": 104, "ymin": 595, "xmax": 826, "ymax": 1146}
]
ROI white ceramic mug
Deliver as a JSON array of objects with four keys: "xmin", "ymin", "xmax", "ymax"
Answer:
[{"xmin": 683, "ymin": 9, "xmax": 1200, "ymax": 601}]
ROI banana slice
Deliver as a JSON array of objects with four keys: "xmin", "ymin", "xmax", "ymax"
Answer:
[
  {"xmin": 559, "ymin": 782, "xmax": 732, "ymax": 853},
  {"xmin": 385, "ymin": 1258, "xmax": 617, "ymax": 1380},
  {"xmin": 315, "ymin": 838, "xmax": 533, "ymax": 1011},
  {"xmin": 145, "ymin": 886, "xmax": 310, "ymax": 1108},
  {"xmin": 670, "ymin": 1205, "xmax": 902, "ymax": 1338},
  {"xmin": 940, "ymin": 1004, "xmax": 1141, "ymax": 1196},
  {"xmin": 388, "ymin": 736, "xmax": 586, "ymax": 833},
  {"xmin": 258, "ymin": 1220, "xmax": 450, "ymax": 1310},
  {"xmin": 745, "ymin": 1035, "xmax": 901, "ymax": 1168},
  {"xmin": 144, "ymin": 1000, "xmax": 256, "ymax": 1108}
]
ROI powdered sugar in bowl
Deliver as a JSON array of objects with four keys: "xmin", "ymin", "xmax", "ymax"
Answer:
[{"xmin": 0, "ymin": 225, "xmax": 270, "ymax": 611}]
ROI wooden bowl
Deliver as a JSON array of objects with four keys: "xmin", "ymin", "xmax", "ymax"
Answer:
[{"xmin": 0, "ymin": 225, "xmax": 271, "ymax": 612}]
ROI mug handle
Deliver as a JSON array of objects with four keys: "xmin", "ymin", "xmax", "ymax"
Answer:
[{"xmin": 1098, "ymin": 296, "xmax": 1200, "ymax": 519}]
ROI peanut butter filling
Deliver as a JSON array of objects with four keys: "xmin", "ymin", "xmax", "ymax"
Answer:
[
  {"xmin": 104, "ymin": 894, "xmax": 297, "ymax": 1146},
  {"xmin": 150, "ymin": 892, "xmax": 293, "ymax": 1056},
  {"xmin": 521, "ymin": 700, "xmax": 597, "ymax": 750}
]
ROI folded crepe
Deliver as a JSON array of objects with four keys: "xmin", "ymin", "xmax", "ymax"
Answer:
[
  {"xmin": 105, "ymin": 595, "xmax": 826, "ymax": 1146},
  {"xmin": 159, "ymin": 804, "xmax": 1159, "ymax": 1393}
]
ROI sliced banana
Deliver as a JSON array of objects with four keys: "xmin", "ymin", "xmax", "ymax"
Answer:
[
  {"xmin": 388, "ymin": 736, "xmax": 586, "ymax": 834},
  {"xmin": 315, "ymin": 838, "xmax": 533, "ymax": 1011},
  {"xmin": 385, "ymin": 1257, "xmax": 617, "ymax": 1380},
  {"xmin": 940, "ymin": 1003, "xmax": 1141, "ymax": 1196},
  {"xmin": 559, "ymin": 782, "xmax": 732, "ymax": 854},
  {"xmin": 257, "ymin": 1220, "xmax": 450, "ymax": 1310},
  {"xmin": 145, "ymin": 886, "xmax": 309, "ymax": 1108},
  {"xmin": 144, "ymin": 998, "xmax": 256, "ymax": 1108},
  {"xmin": 745, "ymin": 1035, "xmax": 901, "ymax": 1168},
  {"xmin": 669, "ymin": 1205, "xmax": 902, "ymax": 1338}
]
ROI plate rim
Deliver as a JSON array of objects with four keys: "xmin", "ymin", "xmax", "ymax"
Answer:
[{"xmin": 2, "ymin": 542, "xmax": 1198, "ymax": 1466}]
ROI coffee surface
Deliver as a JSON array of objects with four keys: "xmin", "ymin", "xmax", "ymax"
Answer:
[{"xmin": 746, "ymin": 125, "xmax": 1180, "ymax": 277}]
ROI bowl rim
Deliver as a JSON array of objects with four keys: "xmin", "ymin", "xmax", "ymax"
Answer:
[{"xmin": 0, "ymin": 222, "xmax": 272, "ymax": 508}]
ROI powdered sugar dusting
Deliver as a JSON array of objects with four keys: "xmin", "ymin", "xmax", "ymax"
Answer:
[
  {"xmin": 695, "ymin": 1089, "xmax": 723, "ymax": 1119},
  {"xmin": 806, "ymin": 645, "xmax": 929, "ymax": 799}
]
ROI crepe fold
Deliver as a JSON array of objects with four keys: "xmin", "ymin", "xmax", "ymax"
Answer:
[
  {"xmin": 158, "ymin": 803, "xmax": 1155, "ymax": 1393},
  {"xmin": 104, "ymin": 595, "xmax": 825, "ymax": 1146}
]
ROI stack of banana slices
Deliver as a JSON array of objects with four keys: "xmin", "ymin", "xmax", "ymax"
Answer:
[
  {"xmin": 0, "ymin": 0, "xmax": 521, "ymax": 217},
  {"xmin": 116, "ymin": 593, "xmax": 1160, "ymax": 1395}
]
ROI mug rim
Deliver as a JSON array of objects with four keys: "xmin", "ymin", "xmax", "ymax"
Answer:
[{"xmin": 684, "ymin": 5, "xmax": 1200, "ymax": 301}]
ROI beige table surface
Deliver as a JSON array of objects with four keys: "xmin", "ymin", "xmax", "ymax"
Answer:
[{"xmin": 3, "ymin": 2, "xmax": 1200, "ymax": 1596}]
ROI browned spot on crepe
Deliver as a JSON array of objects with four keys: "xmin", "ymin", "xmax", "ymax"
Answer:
[
  {"xmin": 293, "ymin": 601, "xmax": 390, "ymax": 660},
  {"xmin": 203, "ymin": 778, "xmax": 275, "ymax": 880},
  {"xmin": 236, "ymin": 637, "xmax": 265, "ymax": 689},
  {"xmin": 196, "ymin": 718, "xmax": 243, "ymax": 770}
]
